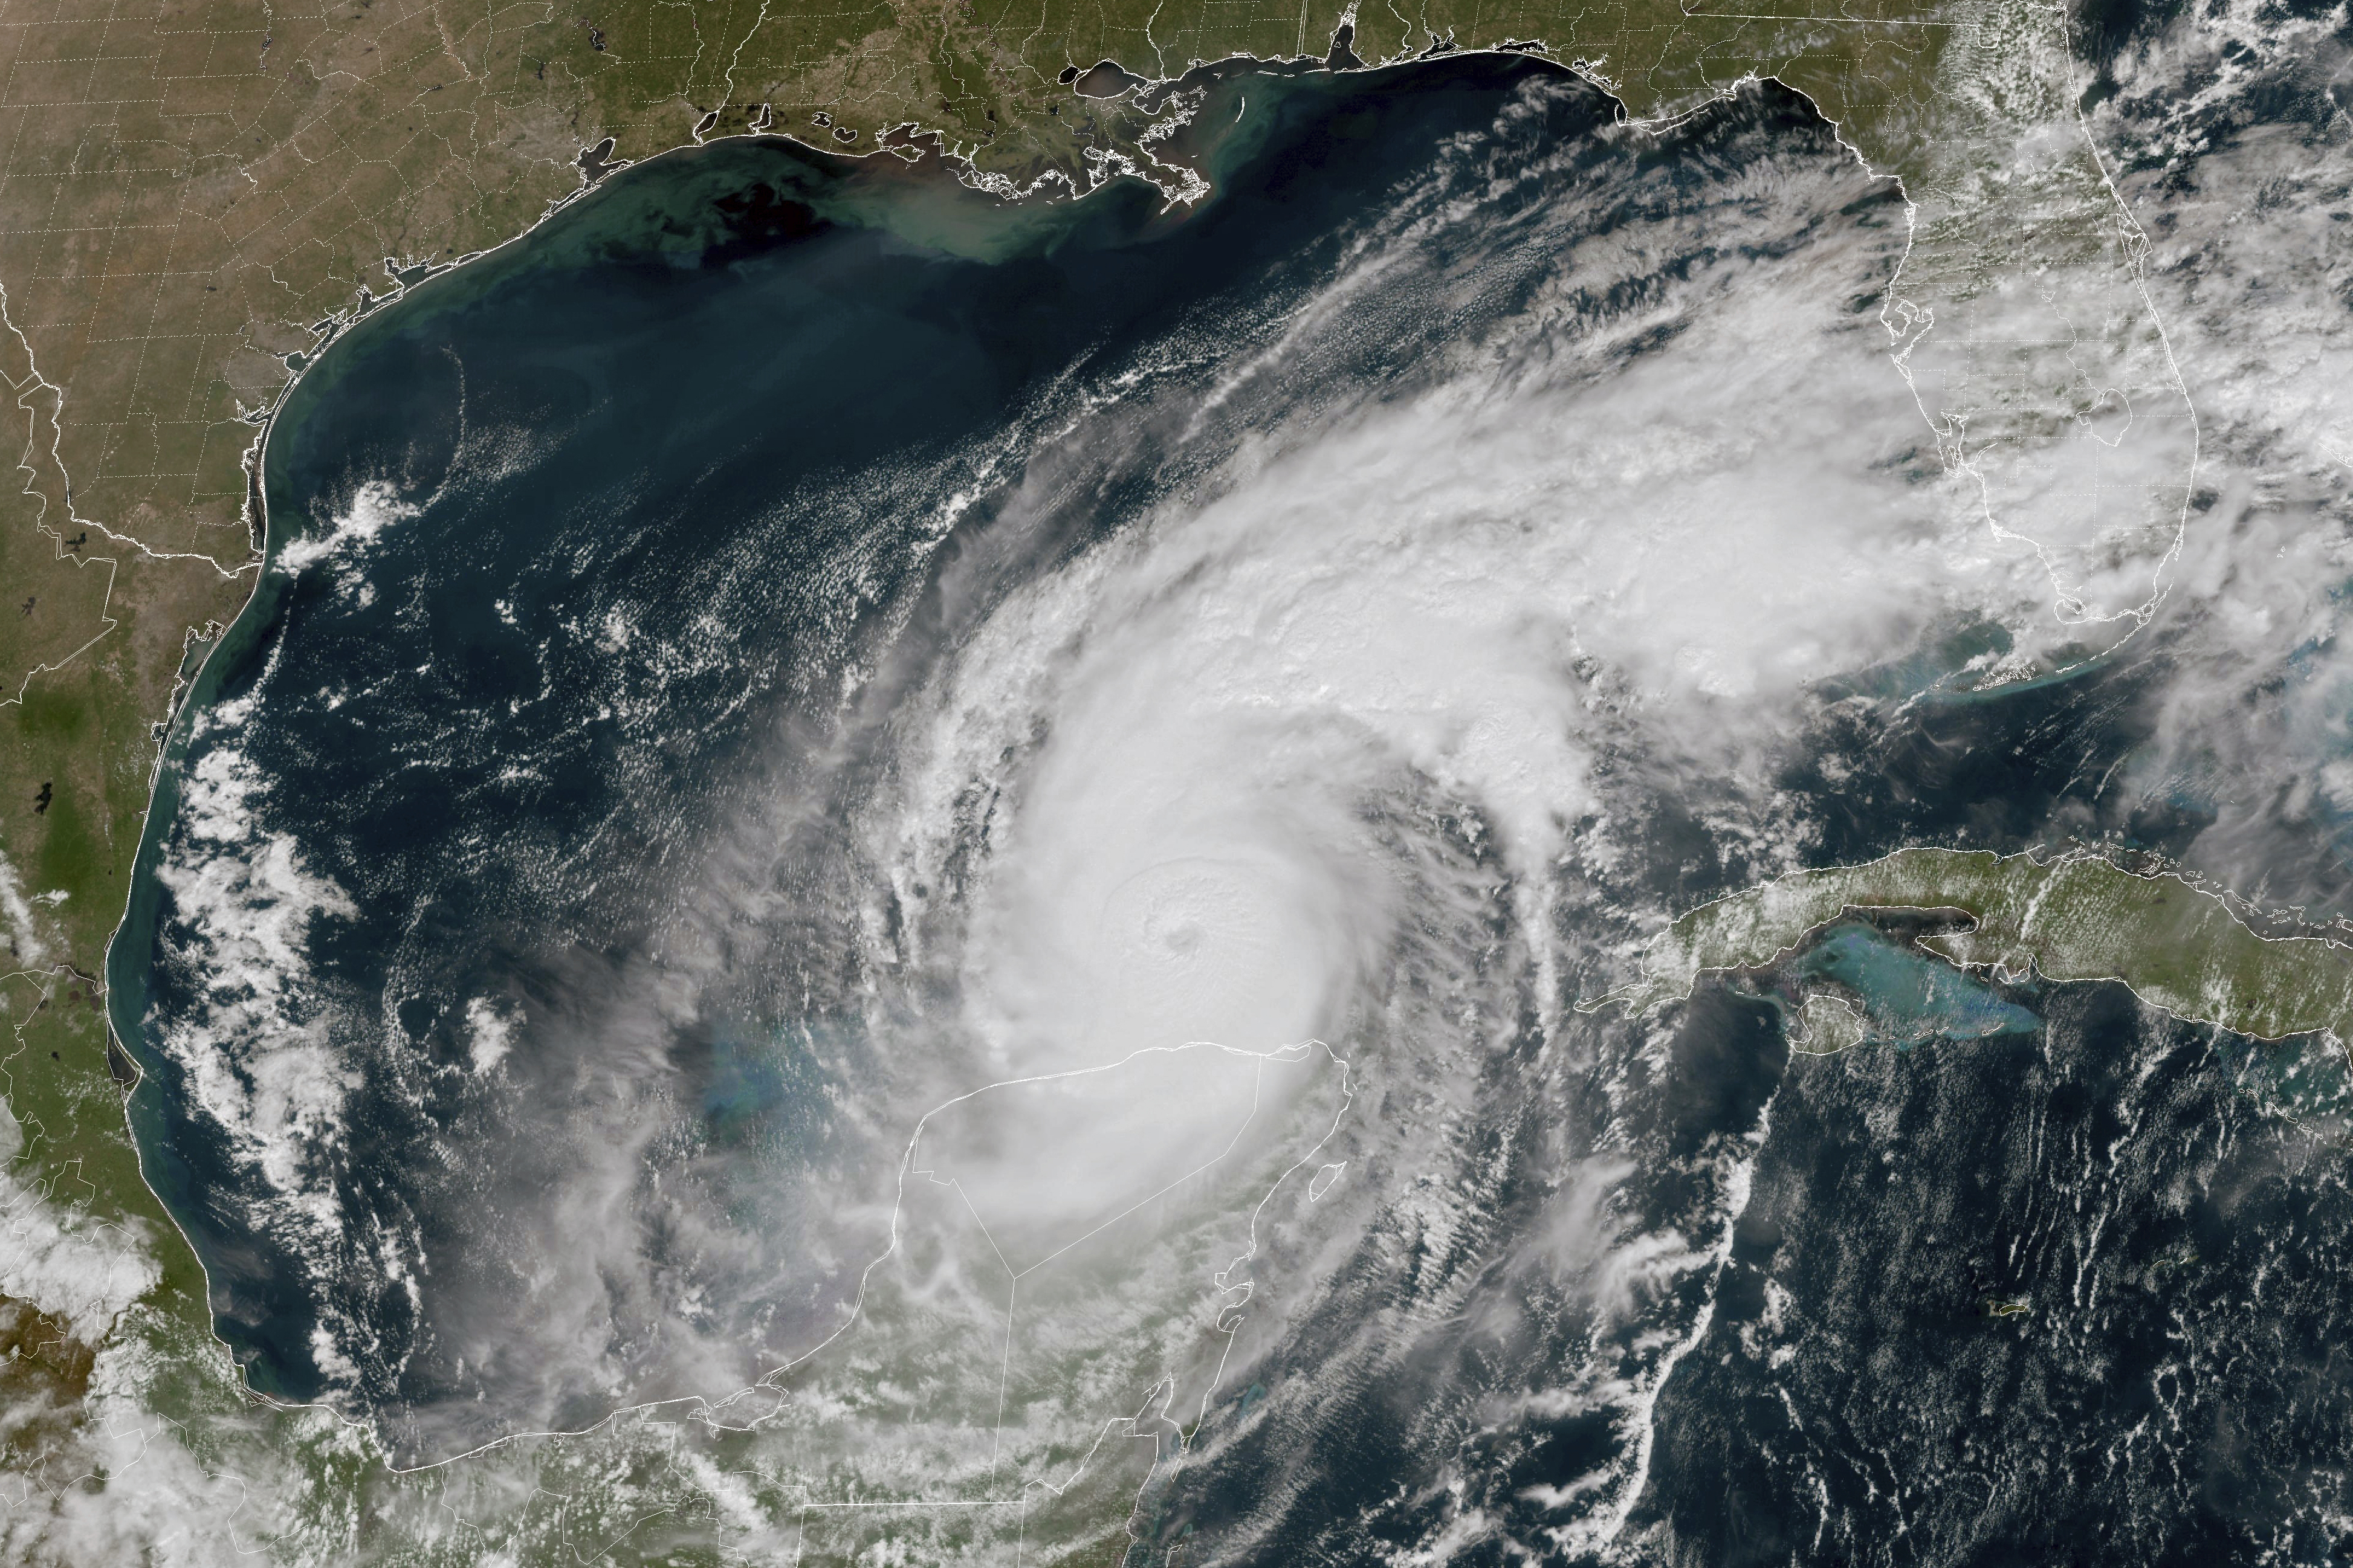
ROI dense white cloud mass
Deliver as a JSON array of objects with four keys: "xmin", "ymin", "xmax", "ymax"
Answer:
[
  {"xmin": 36, "ymin": 6, "xmax": 2353, "ymax": 1562},
  {"xmin": 0, "ymin": 1102, "xmax": 157, "ymax": 1344},
  {"xmin": 153, "ymin": 737, "xmax": 359, "ymax": 1224}
]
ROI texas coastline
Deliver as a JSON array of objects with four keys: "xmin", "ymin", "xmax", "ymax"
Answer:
[
  {"xmin": 94, "ymin": 46, "xmax": 1775, "ymax": 1436},
  {"xmin": 93, "ymin": 41, "xmax": 2311, "ymax": 1456}
]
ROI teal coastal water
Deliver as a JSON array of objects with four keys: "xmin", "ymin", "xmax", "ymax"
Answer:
[{"xmin": 1796, "ymin": 923, "xmax": 2042, "ymax": 1047}]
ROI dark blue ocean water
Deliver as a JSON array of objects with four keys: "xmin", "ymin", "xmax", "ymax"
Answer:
[
  {"xmin": 102, "ymin": 44, "xmax": 2353, "ymax": 1566},
  {"xmin": 110, "ymin": 50, "xmax": 1687, "ymax": 1443}
]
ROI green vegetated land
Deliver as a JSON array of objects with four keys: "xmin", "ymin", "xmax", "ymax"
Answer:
[{"xmin": 1614, "ymin": 848, "xmax": 2353, "ymax": 1050}]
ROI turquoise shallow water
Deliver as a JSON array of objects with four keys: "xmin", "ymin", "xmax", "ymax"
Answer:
[{"xmin": 1795, "ymin": 923, "xmax": 2042, "ymax": 1047}]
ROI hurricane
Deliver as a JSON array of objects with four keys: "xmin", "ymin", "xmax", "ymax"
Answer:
[{"xmin": 94, "ymin": 21, "xmax": 2353, "ymax": 1564}]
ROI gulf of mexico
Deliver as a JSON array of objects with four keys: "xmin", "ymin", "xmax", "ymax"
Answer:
[{"xmin": 101, "ymin": 52, "xmax": 1620, "ymax": 1456}]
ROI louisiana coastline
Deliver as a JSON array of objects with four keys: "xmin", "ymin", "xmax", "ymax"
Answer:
[{"xmin": 90, "ymin": 26, "xmax": 2353, "ymax": 1567}]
